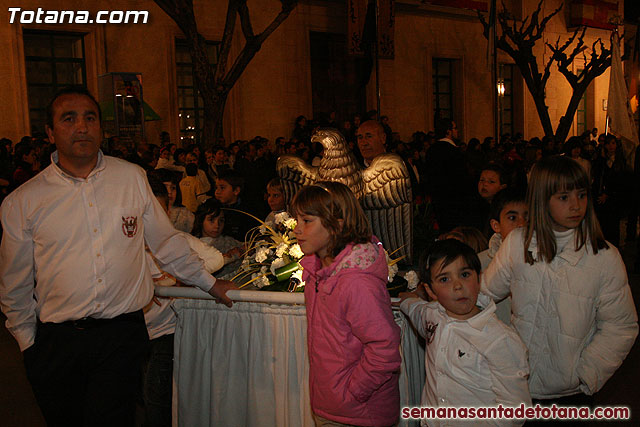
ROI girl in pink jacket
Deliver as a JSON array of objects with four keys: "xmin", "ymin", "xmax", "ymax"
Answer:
[{"xmin": 291, "ymin": 181, "xmax": 401, "ymax": 427}]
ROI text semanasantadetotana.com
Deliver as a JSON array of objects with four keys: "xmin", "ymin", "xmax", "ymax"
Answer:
[
  {"xmin": 402, "ymin": 404, "xmax": 630, "ymax": 421},
  {"xmin": 8, "ymin": 7, "xmax": 148, "ymax": 24}
]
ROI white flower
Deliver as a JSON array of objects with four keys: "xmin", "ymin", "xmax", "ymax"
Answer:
[
  {"xmin": 289, "ymin": 243, "xmax": 304, "ymax": 259},
  {"xmin": 259, "ymin": 225, "xmax": 268, "ymax": 234},
  {"xmin": 388, "ymin": 262, "xmax": 398, "ymax": 282},
  {"xmin": 275, "ymin": 242, "xmax": 288, "ymax": 258},
  {"xmin": 274, "ymin": 212, "xmax": 291, "ymax": 224},
  {"xmin": 291, "ymin": 269, "xmax": 303, "ymax": 282},
  {"xmin": 255, "ymin": 246, "xmax": 271, "ymax": 263},
  {"xmin": 404, "ymin": 270, "xmax": 419, "ymax": 291},
  {"xmin": 251, "ymin": 272, "xmax": 270, "ymax": 289},
  {"xmin": 283, "ymin": 218, "xmax": 297, "ymax": 230},
  {"xmin": 290, "ymin": 268, "xmax": 305, "ymax": 291},
  {"xmin": 270, "ymin": 257, "xmax": 286, "ymax": 275},
  {"xmin": 260, "ymin": 266, "xmax": 268, "ymax": 274}
]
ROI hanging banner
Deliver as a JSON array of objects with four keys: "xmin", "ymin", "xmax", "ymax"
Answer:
[
  {"xmin": 347, "ymin": 0, "xmax": 368, "ymax": 56},
  {"xmin": 608, "ymin": 33, "xmax": 639, "ymax": 168},
  {"xmin": 377, "ymin": 0, "xmax": 395, "ymax": 59},
  {"xmin": 570, "ymin": 0, "xmax": 618, "ymax": 30}
]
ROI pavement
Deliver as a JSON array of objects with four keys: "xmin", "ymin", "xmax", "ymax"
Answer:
[{"xmin": 1, "ymin": 232, "xmax": 639, "ymax": 426}]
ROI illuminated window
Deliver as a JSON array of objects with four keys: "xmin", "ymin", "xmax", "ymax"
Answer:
[{"xmin": 175, "ymin": 39, "xmax": 219, "ymax": 145}]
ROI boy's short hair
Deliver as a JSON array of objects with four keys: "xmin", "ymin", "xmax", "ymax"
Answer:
[
  {"xmin": 419, "ymin": 239, "xmax": 481, "ymax": 286},
  {"xmin": 490, "ymin": 188, "xmax": 526, "ymax": 221},
  {"xmin": 185, "ymin": 163, "xmax": 198, "ymax": 176},
  {"xmin": 267, "ymin": 178, "xmax": 282, "ymax": 191},
  {"xmin": 217, "ymin": 169, "xmax": 244, "ymax": 191},
  {"xmin": 481, "ymin": 163, "xmax": 504, "ymax": 182}
]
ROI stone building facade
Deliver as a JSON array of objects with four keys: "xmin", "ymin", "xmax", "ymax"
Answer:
[{"xmin": 0, "ymin": 0, "xmax": 626, "ymax": 146}]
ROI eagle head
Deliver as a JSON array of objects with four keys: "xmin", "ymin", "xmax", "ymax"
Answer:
[{"xmin": 311, "ymin": 128, "xmax": 346, "ymax": 152}]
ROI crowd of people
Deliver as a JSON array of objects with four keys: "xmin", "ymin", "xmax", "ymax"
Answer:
[{"xmin": 0, "ymin": 85, "xmax": 638, "ymax": 427}]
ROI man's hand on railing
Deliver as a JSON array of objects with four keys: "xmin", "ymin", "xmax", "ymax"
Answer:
[{"xmin": 208, "ymin": 279, "xmax": 238, "ymax": 307}]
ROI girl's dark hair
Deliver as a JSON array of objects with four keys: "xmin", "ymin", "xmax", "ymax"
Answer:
[
  {"xmin": 191, "ymin": 198, "xmax": 223, "ymax": 237},
  {"xmin": 419, "ymin": 239, "xmax": 481, "ymax": 286},
  {"xmin": 290, "ymin": 181, "xmax": 371, "ymax": 258},
  {"xmin": 154, "ymin": 168, "xmax": 184, "ymax": 207}
]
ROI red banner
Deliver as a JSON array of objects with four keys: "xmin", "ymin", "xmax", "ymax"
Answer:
[{"xmin": 570, "ymin": 0, "xmax": 618, "ymax": 30}]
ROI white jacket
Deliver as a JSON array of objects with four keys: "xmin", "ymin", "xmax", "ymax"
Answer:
[{"xmin": 481, "ymin": 228, "xmax": 638, "ymax": 399}]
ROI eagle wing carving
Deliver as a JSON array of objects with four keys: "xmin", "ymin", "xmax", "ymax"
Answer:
[
  {"xmin": 276, "ymin": 155, "xmax": 318, "ymax": 206},
  {"xmin": 362, "ymin": 154, "xmax": 413, "ymax": 263}
]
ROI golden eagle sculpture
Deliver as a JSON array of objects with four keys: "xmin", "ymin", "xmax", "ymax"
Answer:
[{"xmin": 277, "ymin": 128, "xmax": 413, "ymax": 263}]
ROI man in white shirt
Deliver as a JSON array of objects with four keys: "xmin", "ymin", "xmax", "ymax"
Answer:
[{"xmin": 0, "ymin": 86, "xmax": 235, "ymax": 426}]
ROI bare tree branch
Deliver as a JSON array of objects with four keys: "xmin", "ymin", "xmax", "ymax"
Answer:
[
  {"xmin": 224, "ymin": 1, "xmax": 296, "ymax": 88},
  {"xmin": 214, "ymin": 0, "xmax": 240, "ymax": 86},
  {"xmin": 156, "ymin": 0, "xmax": 298, "ymax": 143},
  {"xmin": 477, "ymin": 0, "xmax": 615, "ymax": 141},
  {"xmin": 237, "ymin": 1, "xmax": 255, "ymax": 41}
]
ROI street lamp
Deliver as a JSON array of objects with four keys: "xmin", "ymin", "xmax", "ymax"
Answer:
[{"xmin": 497, "ymin": 79, "xmax": 505, "ymax": 97}]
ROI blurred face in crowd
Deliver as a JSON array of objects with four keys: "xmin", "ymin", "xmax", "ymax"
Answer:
[
  {"xmin": 214, "ymin": 149, "xmax": 226, "ymax": 164},
  {"xmin": 478, "ymin": 170, "xmax": 505, "ymax": 201},
  {"xmin": 490, "ymin": 202, "xmax": 528, "ymax": 238},
  {"xmin": 205, "ymin": 150, "xmax": 213, "ymax": 165},
  {"xmin": 163, "ymin": 181, "xmax": 177, "ymax": 206},
  {"xmin": 203, "ymin": 212, "xmax": 225, "ymax": 239},
  {"xmin": 46, "ymin": 93, "xmax": 101, "ymax": 176},
  {"xmin": 605, "ymin": 139, "xmax": 617, "ymax": 155},
  {"xmin": 356, "ymin": 121, "xmax": 386, "ymax": 163},
  {"xmin": 186, "ymin": 153, "xmax": 198, "ymax": 165},
  {"xmin": 267, "ymin": 185, "xmax": 285, "ymax": 212},
  {"xmin": 22, "ymin": 149, "xmax": 37, "ymax": 165},
  {"xmin": 448, "ymin": 121, "xmax": 459, "ymax": 140},
  {"xmin": 215, "ymin": 178, "xmax": 240, "ymax": 205}
]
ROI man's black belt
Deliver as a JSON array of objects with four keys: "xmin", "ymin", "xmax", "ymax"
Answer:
[{"xmin": 39, "ymin": 309, "xmax": 144, "ymax": 330}]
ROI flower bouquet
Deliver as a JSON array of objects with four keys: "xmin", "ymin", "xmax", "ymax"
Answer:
[
  {"xmin": 225, "ymin": 209, "xmax": 420, "ymax": 296},
  {"xmin": 229, "ymin": 211, "xmax": 306, "ymax": 292}
]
